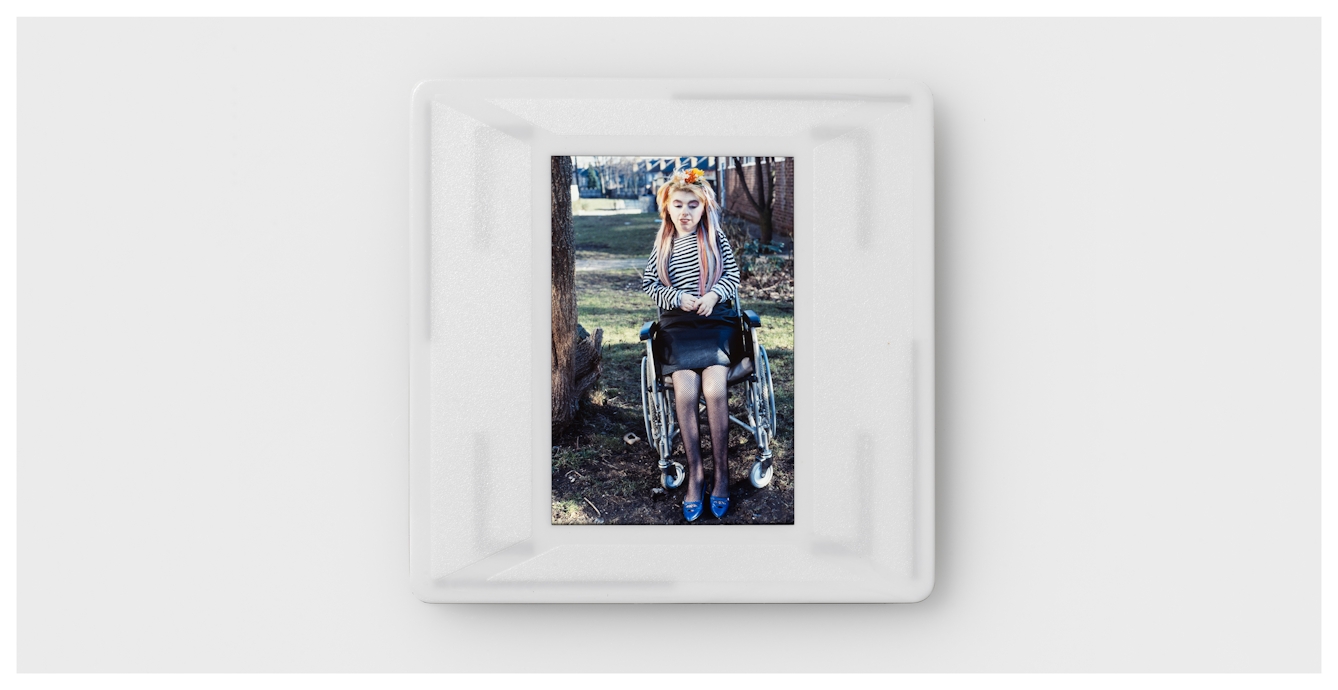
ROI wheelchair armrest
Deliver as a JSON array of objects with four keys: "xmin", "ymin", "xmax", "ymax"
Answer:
[
  {"xmin": 639, "ymin": 321, "xmax": 658, "ymax": 341},
  {"xmin": 743, "ymin": 310, "xmax": 762, "ymax": 328}
]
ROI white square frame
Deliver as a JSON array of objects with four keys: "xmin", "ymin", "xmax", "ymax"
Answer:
[{"xmin": 409, "ymin": 78, "xmax": 934, "ymax": 602}]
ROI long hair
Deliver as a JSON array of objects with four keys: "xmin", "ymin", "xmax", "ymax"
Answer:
[{"xmin": 652, "ymin": 169, "xmax": 724, "ymax": 297}]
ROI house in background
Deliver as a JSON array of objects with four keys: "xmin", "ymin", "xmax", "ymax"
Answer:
[
  {"xmin": 641, "ymin": 156, "xmax": 722, "ymax": 200},
  {"xmin": 567, "ymin": 156, "xmax": 794, "ymax": 237}
]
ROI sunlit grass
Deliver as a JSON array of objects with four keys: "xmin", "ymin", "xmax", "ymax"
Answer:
[
  {"xmin": 573, "ymin": 213, "xmax": 662, "ymax": 260},
  {"xmin": 551, "ymin": 498, "xmax": 594, "ymax": 525}
]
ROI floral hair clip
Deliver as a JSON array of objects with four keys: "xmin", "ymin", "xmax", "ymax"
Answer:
[{"xmin": 679, "ymin": 168, "xmax": 706, "ymax": 186}]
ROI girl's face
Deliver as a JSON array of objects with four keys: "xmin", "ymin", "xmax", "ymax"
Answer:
[{"xmin": 668, "ymin": 189, "xmax": 705, "ymax": 234}]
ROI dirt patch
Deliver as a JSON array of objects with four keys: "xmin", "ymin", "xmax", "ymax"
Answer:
[
  {"xmin": 738, "ymin": 255, "xmax": 794, "ymax": 304},
  {"xmin": 575, "ymin": 258, "xmax": 644, "ymax": 272},
  {"xmin": 552, "ymin": 389, "xmax": 794, "ymax": 526}
]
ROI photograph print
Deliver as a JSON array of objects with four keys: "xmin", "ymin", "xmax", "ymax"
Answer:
[{"xmin": 551, "ymin": 156, "xmax": 795, "ymax": 525}]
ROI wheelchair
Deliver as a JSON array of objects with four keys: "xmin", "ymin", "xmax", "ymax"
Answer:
[{"xmin": 638, "ymin": 298, "xmax": 778, "ymax": 491}]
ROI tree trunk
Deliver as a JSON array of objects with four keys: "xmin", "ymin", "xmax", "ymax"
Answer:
[
  {"xmin": 573, "ymin": 324, "xmax": 603, "ymax": 403},
  {"xmin": 732, "ymin": 156, "xmax": 775, "ymax": 246},
  {"xmin": 756, "ymin": 157, "xmax": 774, "ymax": 246},
  {"xmin": 552, "ymin": 156, "xmax": 604, "ymax": 432},
  {"xmin": 552, "ymin": 156, "xmax": 579, "ymax": 428}
]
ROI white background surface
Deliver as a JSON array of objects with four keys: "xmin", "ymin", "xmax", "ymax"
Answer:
[{"xmin": 17, "ymin": 18, "xmax": 1318, "ymax": 672}]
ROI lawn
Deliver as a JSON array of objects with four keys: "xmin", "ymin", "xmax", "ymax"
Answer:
[{"xmin": 572, "ymin": 212, "xmax": 662, "ymax": 260}]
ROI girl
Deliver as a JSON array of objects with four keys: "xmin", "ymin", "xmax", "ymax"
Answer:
[{"xmin": 641, "ymin": 168, "xmax": 750, "ymax": 522}]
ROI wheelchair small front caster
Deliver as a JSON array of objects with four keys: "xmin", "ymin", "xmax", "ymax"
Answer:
[
  {"xmin": 661, "ymin": 461, "xmax": 686, "ymax": 489},
  {"xmin": 749, "ymin": 460, "xmax": 773, "ymax": 488}
]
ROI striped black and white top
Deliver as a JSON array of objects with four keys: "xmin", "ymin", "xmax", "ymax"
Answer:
[{"xmin": 641, "ymin": 228, "xmax": 741, "ymax": 312}]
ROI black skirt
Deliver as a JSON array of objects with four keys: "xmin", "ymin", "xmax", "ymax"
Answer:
[{"xmin": 654, "ymin": 305, "xmax": 746, "ymax": 376}]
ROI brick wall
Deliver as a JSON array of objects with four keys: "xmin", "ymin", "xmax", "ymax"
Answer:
[{"xmin": 722, "ymin": 157, "xmax": 794, "ymax": 237}]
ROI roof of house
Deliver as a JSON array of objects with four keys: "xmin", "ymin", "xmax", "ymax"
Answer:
[{"xmin": 642, "ymin": 156, "xmax": 718, "ymax": 174}]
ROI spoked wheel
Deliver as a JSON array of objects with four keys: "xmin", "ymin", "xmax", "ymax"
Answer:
[
  {"xmin": 640, "ymin": 356, "xmax": 658, "ymax": 449},
  {"xmin": 745, "ymin": 372, "xmax": 774, "ymax": 490},
  {"xmin": 750, "ymin": 460, "xmax": 773, "ymax": 488},
  {"xmin": 643, "ymin": 355, "xmax": 676, "ymax": 469},
  {"xmin": 758, "ymin": 345, "xmax": 777, "ymax": 433}
]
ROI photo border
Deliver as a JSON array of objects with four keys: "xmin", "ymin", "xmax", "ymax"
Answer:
[{"xmin": 409, "ymin": 78, "xmax": 935, "ymax": 602}]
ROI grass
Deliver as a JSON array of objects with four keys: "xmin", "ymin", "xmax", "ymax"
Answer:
[{"xmin": 572, "ymin": 213, "xmax": 662, "ymax": 260}]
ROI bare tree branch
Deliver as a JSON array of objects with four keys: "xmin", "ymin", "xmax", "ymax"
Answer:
[{"xmin": 731, "ymin": 157, "xmax": 761, "ymax": 212}]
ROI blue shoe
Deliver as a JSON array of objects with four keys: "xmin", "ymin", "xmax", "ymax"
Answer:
[
  {"xmin": 685, "ymin": 481, "xmax": 706, "ymax": 521},
  {"xmin": 685, "ymin": 494, "xmax": 706, "ymax": 524},
  {"xmin": 709, "ymin": 492, "xmax": 730, "ymax": 519}
]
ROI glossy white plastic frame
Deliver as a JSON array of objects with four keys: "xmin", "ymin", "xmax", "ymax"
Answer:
[{"xmin": 409, "ymin": 78, "xmax": 934, "ymax": 602}]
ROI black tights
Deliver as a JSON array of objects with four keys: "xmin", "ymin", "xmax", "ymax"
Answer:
[{"xmin": 672, "ymin": 365, "xmax": 730, "ymax": 503}]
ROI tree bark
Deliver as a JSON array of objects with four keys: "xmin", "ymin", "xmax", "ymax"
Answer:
[
  {"xmin": 552, "ymin": 156, "xmax": 604, "ymax": 432},
  {"xmin": 731, "ymin": 156, "xmax": 775, "ymax": 245},
  {"xmin": 552, "ymin": 156, "xmax": 579, "ymax": 428},
  {"xmin": 756, "ymin": 157, "xmax": 774, "ymax": 245},
  {"xmin": 731, "ymin": 157, "xmax": 761, "ymax": 215},
  {"xmin": 572, "ymin": 324, "xmax": 603, "ymax": 403}
]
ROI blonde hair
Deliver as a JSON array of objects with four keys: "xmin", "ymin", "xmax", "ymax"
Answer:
[{"xmin": 652, "ymin": 169, "xmax": 725, "ymax": 297}]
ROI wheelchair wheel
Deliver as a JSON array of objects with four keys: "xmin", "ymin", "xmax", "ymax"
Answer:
[
  {"xmin": 642, "ymin": 355, "xmax": 675, "ymax": 462},
  {"xmin": 758, "ymin": 345, "xmax": 777, "ymax": 433},
  {"xmin": 640, "ymin": 355, "xmax": 655, "ymax": 447},
  {"xmin": 750, "ymin": 460, "xmax": 773, "ymax": 488},
  {"xmin": 661, "ymin": 461, "xmax": 685, "ymax": 489}
]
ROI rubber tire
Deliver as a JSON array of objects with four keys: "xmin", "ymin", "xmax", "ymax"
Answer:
[{"xmin": 750, "ymin": 460, "xmax": 773, "ymax": 488}]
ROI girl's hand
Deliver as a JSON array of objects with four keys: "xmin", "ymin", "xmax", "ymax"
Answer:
[
  {"xmin": 696, "ymin": 292, "xmax": 719, "ymax": 316},
  {"xmin": 678, "ymin": 293, "xmax": 700, "ymax": 311}
]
